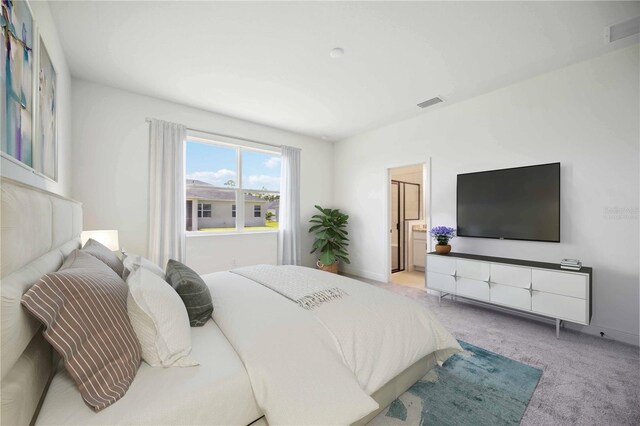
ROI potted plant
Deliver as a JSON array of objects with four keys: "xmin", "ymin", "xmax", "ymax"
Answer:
[
  {"xmin": 309, "ymin": 205, "xmax": 350, "ymax": 273},
  {"xmin": 431, "ymin": 226, "xmax": 456, "ymax": 254}
]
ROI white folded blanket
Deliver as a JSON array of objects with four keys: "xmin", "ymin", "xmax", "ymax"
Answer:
[{"xmin": 231, "ymin": 264, "xmax": 348, "ymax": 309}]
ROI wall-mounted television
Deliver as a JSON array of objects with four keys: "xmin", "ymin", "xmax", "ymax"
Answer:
[{"xmin": 457, "ymin": 163, "xmax": 560, "ymax": 242}]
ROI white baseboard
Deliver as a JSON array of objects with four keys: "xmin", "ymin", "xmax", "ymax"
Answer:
[
  {"xmin": 340, "ymin": 265, "xmax": 387, "ymax": 283},
  {"xmin": 567, "ymin": 323, "xmax": 639, "ymax": 346}
]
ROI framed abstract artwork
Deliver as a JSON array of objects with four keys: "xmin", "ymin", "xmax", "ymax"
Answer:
[
  {"xmin": 37, "ymin": 34, "xmax": 56, "ymax": 180},
  {"xmin": 1, "ymin": 0, "xmax": 36, "ymax": 170}
]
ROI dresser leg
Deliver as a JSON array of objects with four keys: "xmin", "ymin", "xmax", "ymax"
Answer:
[
  {"xmin": 438, "ymin": 291, "xmax": 442, "ymax": 306},
  {"xmin": 556, "ymin": 318, "xmax": 560, "ymax": 339}
]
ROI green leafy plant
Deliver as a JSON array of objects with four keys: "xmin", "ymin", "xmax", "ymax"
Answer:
[{"xmin": 309, "ymin": 205, "xmax": 350, "ymax": 265}]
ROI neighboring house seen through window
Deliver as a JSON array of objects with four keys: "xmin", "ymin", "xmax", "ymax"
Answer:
[{"xmin": 185, "ymin": 137, "xmax": 281, "ymax": 233}]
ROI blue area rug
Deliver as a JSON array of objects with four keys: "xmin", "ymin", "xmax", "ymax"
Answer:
[{"xmin": 371, "ymin": 341, "xmax": 542, "ymax": 426}]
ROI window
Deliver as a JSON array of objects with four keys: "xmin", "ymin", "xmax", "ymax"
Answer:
[
  {"xmin": 198, "ymin": 203, "xmax": 212, "ymax": 218},
  {"xmin": 185, "ymin": 138, "xmax": 280, "ymax": 232}
]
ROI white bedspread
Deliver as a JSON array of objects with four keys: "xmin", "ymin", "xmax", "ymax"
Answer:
[{"xmin": 204, "ymin": 267, "xmax": 460, "ymax": 425}]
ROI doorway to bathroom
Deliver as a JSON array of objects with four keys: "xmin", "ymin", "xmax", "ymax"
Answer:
[{"xmin": 388, "ymin": 164, "xmax": 427, "ymax": 290}]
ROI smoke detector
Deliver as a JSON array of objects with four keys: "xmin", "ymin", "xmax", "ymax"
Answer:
[{"xmin": 330, "ymin": 48, "xmax": 344, "ymax": 58}]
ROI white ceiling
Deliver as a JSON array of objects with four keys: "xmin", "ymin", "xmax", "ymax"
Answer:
[{"xmin": 49, "ymin": 1, "xmax": 639, "ymax": 141}]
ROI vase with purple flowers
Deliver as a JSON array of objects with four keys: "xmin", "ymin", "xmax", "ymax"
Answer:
[{"xmin": 430, "ymin": 226, "xmax": 456, "ymax": 254}]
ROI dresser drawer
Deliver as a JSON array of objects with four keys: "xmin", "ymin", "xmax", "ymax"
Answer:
[
  {"xmin": 532, "ymin": 270, "xmax": 587, "ymax": 299},
  {"xmin": 490, "ymin": 264, "xmax": 531, "ymax": 288},
  {"xmin": 426, "ymin": 256, "xmax": 456, "ymax": 275},
  {"xmin": 456, "ymin": 278, "xmax": 490, "ymax": 302},
  {"xmin": 427, "ymin": 272, "xmax": 455, "ymax": 293},
  {"xmin": 456, "ymin": 259, "xmax": 490, "ymax": 281},
  {"xmin": 531, "ymin": 291, "xmax": 588, "ymax": 324},
  {"xmin": 490, "ymin": 283, "xmax": 531, "ymax": 311}
]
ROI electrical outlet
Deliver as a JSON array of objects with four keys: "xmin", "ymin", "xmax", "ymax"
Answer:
[{"xmin": 232, "ymin": 259, "xmax": 238, "ymax": 267}]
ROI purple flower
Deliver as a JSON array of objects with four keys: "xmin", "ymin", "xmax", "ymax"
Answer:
[{"xmin": 430, "ymin": 226, "xmax": 456, "ymax": 244}]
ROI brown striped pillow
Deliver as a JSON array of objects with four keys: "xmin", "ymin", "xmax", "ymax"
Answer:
[
  {"xmin": 82, "ymin": 238, "xmax": 125, "ymax": 277},
  {"xmin": 21, "ymin": 250, "xmax": 141, "ymax": 412}
]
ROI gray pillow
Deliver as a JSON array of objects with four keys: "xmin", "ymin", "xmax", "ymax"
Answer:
[
  {"xmin": 82, "ymin": 238, "xmax": 125, "ymax": 277},
  {"xmin": 165, "ymin": 260, "xmax": 213, "ymax": 326}
]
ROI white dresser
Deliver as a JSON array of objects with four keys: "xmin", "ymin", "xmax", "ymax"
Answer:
[{"xmin": 426, "ymin": 252, "xmax": 592, "ymax": 337}]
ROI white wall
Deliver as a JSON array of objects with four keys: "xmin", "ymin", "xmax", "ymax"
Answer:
[
  {"xmin": 186, "ymin": 232, "xmax": 277, "ymax": 275},
  {"xmin": 1, "ymin": 1, "xmax": 72, "ymax": 197},
  {"xmin": 334, "ymin": 46, "xmax": 640, "ymax": 344},
  {"xmin": 71, "ymin": 80, "xmax": 333, "ymax": 273}
]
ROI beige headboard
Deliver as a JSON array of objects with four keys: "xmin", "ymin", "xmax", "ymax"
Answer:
[{"xmin": 1, "ymin": 177, "xmax": 82, "ymax": 425}]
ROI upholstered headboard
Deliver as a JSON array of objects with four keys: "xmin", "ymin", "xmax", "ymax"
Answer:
[{"xmin": 1, "ymin": 177, "xmax": 82, "ymax": 425}]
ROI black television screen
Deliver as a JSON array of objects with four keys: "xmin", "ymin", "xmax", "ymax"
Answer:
[{"xmin": 457, "ymin": 163, "xmax": 560, "ymax": 242}]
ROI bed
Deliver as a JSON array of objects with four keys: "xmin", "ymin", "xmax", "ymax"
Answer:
[
  {"xmin": 35, "ymin": 320, "xmax": 262, "ymax": 425},
  {"xmin": 0, "ymin": 177, "xmax": 460, "ymax": 426}
]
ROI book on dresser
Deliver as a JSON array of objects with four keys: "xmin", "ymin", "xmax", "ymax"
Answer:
[
  {"xmin": 426, "ymin": 252, "xmax": 592, "ymax": 338},
  {"xmin": 560, "ymin": 258, "xmax": 582, "ymax": 270}
]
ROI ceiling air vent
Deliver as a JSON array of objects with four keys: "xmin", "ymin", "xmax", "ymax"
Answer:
[
  {"xmin": 417, "ymin": 97, "xmax": 444, "ymax": 109},
  {"xmin": 604, "ymin": 16, "xmax": 640, "ymax": 43}
]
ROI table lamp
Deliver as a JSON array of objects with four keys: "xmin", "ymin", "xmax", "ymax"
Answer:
[{"xmin": 80, "ymin": 230, "xmax": 120, "ymax": 251}]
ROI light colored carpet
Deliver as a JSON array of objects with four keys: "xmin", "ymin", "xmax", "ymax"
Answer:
[{"xmin": 353, "ymin": 276, "xmax": 640, "ymax": 425}]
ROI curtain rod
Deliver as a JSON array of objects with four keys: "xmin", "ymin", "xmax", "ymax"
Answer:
[{"xmin": 145, "ymin": 118, "xmax": 283, "ymax": 149}]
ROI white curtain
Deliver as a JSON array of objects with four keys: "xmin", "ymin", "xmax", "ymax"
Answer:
[
  {"xmin": 148, "ymin": 119, "xmax": 187, "ymax": 268},
  {"xmin": 278, "ymin": 145, "xmax": 301, "ymax": 265}
]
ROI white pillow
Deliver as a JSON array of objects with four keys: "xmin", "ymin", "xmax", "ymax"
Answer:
[
  {"xmin": 127, "ymin": 267, "xmax": 199, "ymax": 367},
  {"xmin": 123, "ymin": 253, "xmax": 165, "ymax": 280}
]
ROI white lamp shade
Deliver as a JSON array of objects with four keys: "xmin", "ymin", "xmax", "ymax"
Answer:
[{"xmin": 81, "ymin": 230, "xmax": 120, "ymax": 251}]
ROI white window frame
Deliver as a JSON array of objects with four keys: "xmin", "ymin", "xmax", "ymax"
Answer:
[
  {"xmin": 185, "ymin": 133, "xmax": 281, "ymax": 235},
  {"xmin": 254, "ymin": 205, "xmax": 261, "ymax": 218}
]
